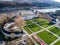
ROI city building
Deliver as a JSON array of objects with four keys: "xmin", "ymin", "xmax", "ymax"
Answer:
[
  {"xmin": 1, "ymin": 15, "xmax": 26, "ymax": 38},
  {"xmin": 7, "ymin": 35, "xmax": 35, "ymax": 45},
  {"xmin": 56, "ymin": 17, "xmax": 60, "ymax": 28},
  {"xmin": 20, "ymin": 10, "xmax": 38, "ymax": 20},
  {"xmin": 38, "ymin": 13, "xmax": 53, "ymax": 22}
]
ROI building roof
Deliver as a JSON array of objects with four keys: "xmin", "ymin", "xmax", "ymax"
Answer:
[
  {"xmin": 20, "ymin": 10, "xmax": 34, "ymax": 16},
  {"xmin": 38, "ymin": 13, "xmax": 52, "ymax": 22},
  {"xmin": 57, "ymin": 17, "xmax": 60, "ymax": 21}
]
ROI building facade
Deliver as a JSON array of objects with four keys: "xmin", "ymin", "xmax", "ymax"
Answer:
[
  {"xmin": 38, "ymin": 13, "xmax": 53, "ymax": 22},
  {"xmin": 56, "ymin": 17, "xmax": 60, "ymax": 28},
  {"xmin": 20, "ymin": 10, "xmax": 38, "ymax": 20}
]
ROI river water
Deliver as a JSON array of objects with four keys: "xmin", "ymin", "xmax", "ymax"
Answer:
[
  {"xmin": 0, "ymin": 8, "xmax": 60, "ymax": 15},
  {"xmin": 34, "ymin": 8, "xmax": 60, "ymax": 13}
]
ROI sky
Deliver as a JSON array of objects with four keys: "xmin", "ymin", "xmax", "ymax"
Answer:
[
  {"xmin": 2, "ymin": 0, "xmax": 12, "ymax": 1},
  {"xmin": 1, "ymin": 0, "xmax": 60, "ymax": 2},
  {"xmin": 54, "ymin": 0, "xmax": 60, "ymax": 2}
]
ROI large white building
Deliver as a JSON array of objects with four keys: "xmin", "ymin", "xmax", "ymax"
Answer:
[
  {"xmin": 56, "ymin": 17, "xmax": 60, "ymax": 28},
  {"xmin": 20, "ymin": 10, "xmax": 38, "ymax": 20}
]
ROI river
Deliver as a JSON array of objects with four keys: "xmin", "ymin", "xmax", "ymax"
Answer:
[
  {"xmin": 34, "ymin": 8, "xmax": 60, "ymax": 13},
  {"xmin": 0, "ymin": 8, "xmax": 60, "ymax": 15}
]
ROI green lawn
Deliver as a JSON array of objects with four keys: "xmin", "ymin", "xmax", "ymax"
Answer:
[
  {"xmin": 37, "ymin": 21, "xmax": 52, "ymax": 28},
  {"xmin": 49, "ymin": 26, "xmax": 60, "ymax": 36},
  {"xmin": 24, "ymin": 26, "xmax": 32, "ymax": 34},
  {"xmin": 37, "ymin": 31, "xmax": 57, "ymax": 44},
  {"xmin": 26, "ymin": 20, "xmax": 33, "ymax": 24},
  {"xmin": 27, "ymin": 23, "xmax": 42, "ymax": 32},
  {"xmin": 32, "ymin": 18, "xmax": 46, "ymax": 22},
  {"xmin": 54, "ymin": 40, "xmax": 60, "ymax": 45},
  {"xmin": 32, "ymin": 18, "xmax": 53, "ymax": 27}
]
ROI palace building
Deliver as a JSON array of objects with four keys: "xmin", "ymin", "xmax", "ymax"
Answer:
[{"xmin": 19, "ymin": 10, "xmax": 38, "ymax": 20}]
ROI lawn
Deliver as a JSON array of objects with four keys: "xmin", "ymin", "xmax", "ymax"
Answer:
[
  {"xmin": 54, "ymin": 40, "xmax": 60, "ymax": 45},
  {"xmin": 32, "ymin": 18, "xmax": 53, "ymax": 27},
  {"xmin": 27, "ymin": 23, "xmax": 42, "ymax": 32},
  {"xmin": 32, "ymin": 18, "xmax": 45, "ymax": 22},
  {"xmin": 37, "ymin": 21, "xmax": 52, "ymax": 28},
  {"xmin": 32, "ymin": 36, "xmax": 40, "ymax": 45},
  {"xmin": 37, "ymin": 31, "xmax": 57, "ymax": 44},
  {"xmin": 24, "ymin": 26, "xmax": 32, "ymax": 34},
  {"xmin": 26, "ymin": 20, "xmax": 33, "ymax": 24},
  {"xmin": 49, "ymin": 26, "xmax": 60, "ymax": 36}
]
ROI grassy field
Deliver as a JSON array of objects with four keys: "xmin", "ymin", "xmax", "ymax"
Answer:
[
  {"xmin": 26, "ymin": 20, "xmax": 33, "ymax": 24},
  {"xmin": 37, "ymin": 30, "xmax": 57, "ymax": 44},
  {"xmin": 27, "ymin": 23, "xmax": 42, "ymax": 32},
  {"xmin": 54, "ymin": 40, "xmax": 60, "ymax": 45},
  {"xmin": 24, "ymin": 26, "xmax": 32, "ymax": 34},
  {"xmin": 32, "ymin": 18, "xmax": 53, "ymax": 27},
  {"xmin": 23, "ymin": 18, "xmax": 60, "ymax": 45},
  {"xmin": 32, "ymin": 36, "xmax": 40, "ymax": 45},
  {"xmin": 32, "ymin": 18, "xmax": 46, "ymax": 22},
  {"xmin": 49, "ymin": 26, "xmax": 60, "ymax": 36}
]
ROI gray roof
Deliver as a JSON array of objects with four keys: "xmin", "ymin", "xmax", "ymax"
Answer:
[{"xmin": 57, "ymin": 17, "xmax": 60, "ymax": 21}]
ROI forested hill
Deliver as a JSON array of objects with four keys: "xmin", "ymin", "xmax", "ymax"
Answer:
[{"xmin": 0, "ymin": 1, "xmax": 60, "ymax": 8}]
